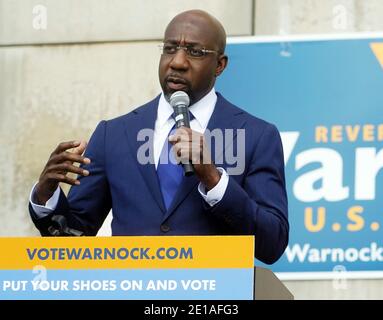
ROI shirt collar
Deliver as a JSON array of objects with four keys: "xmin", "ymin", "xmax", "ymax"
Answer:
[{"xmin": 157, "ymin": 88, "xmax": 217, "ymax": 130}]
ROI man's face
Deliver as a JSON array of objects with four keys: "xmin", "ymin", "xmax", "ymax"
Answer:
[{"xmin": 158, "ymin": 15, "xmax": 222, "ymax": 105}]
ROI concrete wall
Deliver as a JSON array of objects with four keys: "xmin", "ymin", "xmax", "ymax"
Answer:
[
  {"xmin": 255, "ymin": 0, "xmax": 383, "ymax": 35},
  {"xmin": 284, "ymin": 278, "xmax": 383, "ymax": 300},
  {"xmin": 0, "ymin": 0, "xmax": 253, "ymax": 45},
  {"xmin": 1, "ymin": 0, "xmax": 382, "ymax": 299}
]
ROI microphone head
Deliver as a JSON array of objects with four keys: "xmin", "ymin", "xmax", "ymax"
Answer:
[{"xmin": 169, "ymin": 91, "xmax": 190, "ymax": 108}]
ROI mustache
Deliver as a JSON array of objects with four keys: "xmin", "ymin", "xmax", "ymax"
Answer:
[{"xmin": 165, "ymin": 74, "xmax": 190, "ymax": 86}]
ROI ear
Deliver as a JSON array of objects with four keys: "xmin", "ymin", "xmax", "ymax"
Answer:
[{"xmin": 215, "ymin": 54, "xmax": 228, "ymax": 77}]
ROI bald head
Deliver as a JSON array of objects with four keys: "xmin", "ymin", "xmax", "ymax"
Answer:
[
  {"xmin": 164, "ymin": 10, "xmax": 227, "ymax": 54},
  {"xmin": 159, "ymin": 10, "xmax": 228, "ymax": 104}
]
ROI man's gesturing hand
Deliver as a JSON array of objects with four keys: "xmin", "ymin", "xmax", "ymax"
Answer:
[{"xmin": 34, "ymin": 141, "xmax": 91, "ymax": 205}]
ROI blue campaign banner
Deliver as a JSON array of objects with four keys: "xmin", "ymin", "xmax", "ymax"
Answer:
[
  {"xmin": 0, "ymin": 269, "xmax": 253, "ymax": 300},
  {"xmin": 217, "ymin": 34, "xmax": 383, "ymax": 278}
]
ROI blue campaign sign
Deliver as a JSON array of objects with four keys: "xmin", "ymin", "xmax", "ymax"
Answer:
[{"xmin": 217, "ymin": 35, "xmax": 383, "ymax": 278}]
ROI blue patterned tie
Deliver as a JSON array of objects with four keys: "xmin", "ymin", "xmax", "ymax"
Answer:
[{"xmin": 157, "ymin": 112, "xmax": 194, "ymax": 210}]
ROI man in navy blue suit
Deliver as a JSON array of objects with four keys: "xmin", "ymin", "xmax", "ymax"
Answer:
[{"xmin": 29, "ymin": 10, "xmax": 288, "ymax": 264}]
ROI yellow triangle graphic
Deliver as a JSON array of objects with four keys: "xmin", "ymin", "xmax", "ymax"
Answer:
[{"xmin": 370, "ymin": 42, "xmax": 383, "ymax": 69}]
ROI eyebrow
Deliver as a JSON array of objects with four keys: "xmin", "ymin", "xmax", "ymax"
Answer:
[{"xmin": 164, "ymin": 39, "xmax": 204, "ymax": 47}]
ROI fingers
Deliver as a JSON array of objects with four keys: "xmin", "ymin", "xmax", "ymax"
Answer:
[
  {"xmin": 169, "ymin": 127, "xmax": 192, "ymax": 144},
  {"xmin": 52, "ymin": 140, "xmax": 88, "ymax": 156},
  {"xmin": 36, "ymin": 140, "xmax": 90, "ymax": 202},
  {"xmin": 45, "ymin": 172, "xmax": 81, "ymax": 186},
  {"xmin": 52, "ymin": 140, "xmax": 81, "ymax": 155},
  {"xmin": 72, "ymin": 140, "xmax": 87, "ymax": 155},
  {"xmin": 177, "ymin": 147, "xmax": 192, "ymax": 164},
  {"xmin": 48, "ymin": 163, "xmax": 90, "ymax": 177},
  {"xmin": 172, "ymin": 141, "xmax": 202, "ymax": 164},
  {"xmin": 169, "ymin": 129, "xmax": 212, "ymax": 165},
  {"xmin": 43, "ymin": 140, "xmax": 90, "ymax": 188},
  {"xmin": 49, "ymin": 152, "xmax": 91, "ymax": 166}
]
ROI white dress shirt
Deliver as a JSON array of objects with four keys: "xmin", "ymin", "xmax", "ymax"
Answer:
[{"xmin": 30, "ymin": 88, "xmax": 229, "ymax": 216}]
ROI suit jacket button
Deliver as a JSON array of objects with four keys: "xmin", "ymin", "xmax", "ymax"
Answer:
[{"xmin": 160, "ymin": 224, "xmax": 170, "ymax": 233}]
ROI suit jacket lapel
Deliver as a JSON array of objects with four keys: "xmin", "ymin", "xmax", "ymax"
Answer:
[
  {"xmin": 124, "ymin": 95, "xmax": 167, "ymax": 213},
  {"xmin": 162, "ymin": 92, "xmax": 246, "ymax": 221}
]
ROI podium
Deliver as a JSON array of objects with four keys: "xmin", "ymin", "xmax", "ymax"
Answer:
[
  {"xmin": 254, "ymin": 267, "xmax": 293, "ymax": 300},
  {"xmin": 0, "ymin": 236, "xmax": 293, "ymax": 300}
]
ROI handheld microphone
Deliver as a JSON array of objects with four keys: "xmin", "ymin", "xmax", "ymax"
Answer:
[{"xmin": 169, "ymin": 91, "xmax": 194, "ymax": 176}]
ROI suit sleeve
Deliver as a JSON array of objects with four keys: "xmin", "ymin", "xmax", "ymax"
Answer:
[
  {"xmin": 29, "ymin": 121, "xmax": 112, "ymax": 236},
  {"xmin": 206, "ymin": 124, "xmax": 289, "ymax": 264}
]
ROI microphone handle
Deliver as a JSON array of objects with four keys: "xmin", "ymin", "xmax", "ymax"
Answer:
[
  {"xmin": 182, "ymin": 162, "xmax": 194, "ymax": 177},
  {"xmin": 174, "ymin": 106, "xmax": 194, "ymax": 177}
]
